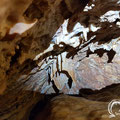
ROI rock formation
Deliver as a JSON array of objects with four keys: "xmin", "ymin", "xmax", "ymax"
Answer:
[
  {"xmin": 31, "ymin": 83, "xmax": 120, "ymax": 120},
  {"xmin": 0, "ymin": 0, "xmax": 120, "ymax": 120}
]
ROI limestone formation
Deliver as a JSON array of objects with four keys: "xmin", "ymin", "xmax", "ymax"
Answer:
[{"xmin": 0, "ymin": 0, "xmax": 120, "ymax": 120}]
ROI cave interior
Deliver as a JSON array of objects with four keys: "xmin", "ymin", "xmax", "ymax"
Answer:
[{"xmin": 0, "ymin": 0, "xmax": 120, "ymax": 120}]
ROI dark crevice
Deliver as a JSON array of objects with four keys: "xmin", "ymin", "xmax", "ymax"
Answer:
[
  {"xmin": 29, "ymin": 94, "xmax": 63, "ymax": 120},
  {"xmin": 51, "ymin": 81, "xmax": 59, "ymax": 94},
  {"xmin": 48, "ymin": 73, "xmax": 51, "ymax": 85},
  {"xmin": 29, "ymin": 95, "xmax": 51, "ymax": 120},
  {"xmin": 68, "ymin": 77, "xmax": 73, "ymax": 89},
  {"xmin": 10, "ymin": 45, "xmax": 21, "ymax": 66}
]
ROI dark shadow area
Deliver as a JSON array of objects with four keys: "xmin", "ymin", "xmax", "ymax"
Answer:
[
  {"xmin": 79, "ymin": 83, "xmax": 120, "ymax": 102},
  {"xmin": 0, "ymin": 90, "xmax": 43, "ymax": 120},
  {"xmin": 48, "ymin": 73, "xmax": 51, "ymax": 85},
  {"xmin": 10, "ymin": 44, "xmax": 21, "ymax": 66},
  {"xmin": 68, "ymin": 77, "xmax": 73, "ymax": 89},
  {"xmin": 86, "ymin": 48, "xmax": 116, "ymax": 63},
  {"xmin": 51, "ymin": 81, "xmax": 60, "ymax": 94},
  {"xmin": 29, "ymin": 93, "xmax": 62, "ymax": 120}
]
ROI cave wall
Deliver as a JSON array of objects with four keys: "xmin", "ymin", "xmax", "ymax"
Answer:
[
  {"xmin": 34, "ymin": 0, "xmax": 120, "ymax": 94},
  {"xmin": 0, "ymin": 0, "xmax": 88, "ymax": 120},
  {"xmin": 0, "ymin": 0, "xmax": 120, "ymax": 120}
]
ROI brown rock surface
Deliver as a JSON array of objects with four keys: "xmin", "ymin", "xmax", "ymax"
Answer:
[
  {"xmin": 0, "ymin": 0, "xmax": 87, "ymax": 94},
  {"xmin": 0, "ymin": 0, "xmax": 33, "ymax": 37},
  {"xmin": 35, "ymin": 84, "xmax": 120, "ymax": 120},
  {"xmin": 0, "ymin": 0, "xmax": 120, "ymax": 120},
  {"xmin": 0, "ymin": 0, "xmax": 88, "ymax": 120}
]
